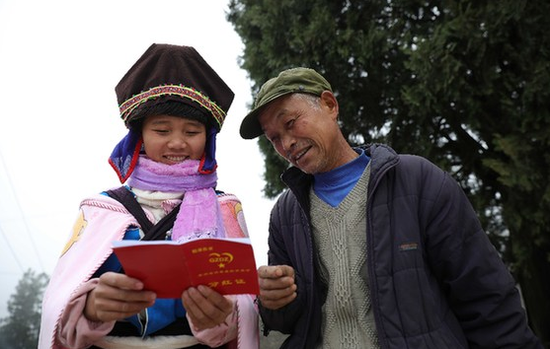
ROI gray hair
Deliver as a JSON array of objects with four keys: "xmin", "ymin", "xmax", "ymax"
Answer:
[{"xmin": 293, "ymin": 93, "xmax": 322, "ymax": 111}]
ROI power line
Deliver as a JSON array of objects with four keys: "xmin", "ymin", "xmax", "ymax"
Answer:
[
  {"xmin": 0, "ymin": 149, "xmax": 45, "ymax": 272},
  {"xmin": 0, "ymin": 224, "xmax": 24, "ymax": 272}
]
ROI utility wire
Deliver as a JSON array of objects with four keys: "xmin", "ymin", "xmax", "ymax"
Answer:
[
  {"xmin": 0, "ymin": 149, "xmax": 45, "ymax": 272},
  {"xmin": 0, "ymin": 224, "xmax": 24, "ymax": 272}
]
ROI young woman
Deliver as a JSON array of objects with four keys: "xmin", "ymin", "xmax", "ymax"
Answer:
[{"xmin": 38, "ymin": 44, "xmax": 258, "ymax": 349}]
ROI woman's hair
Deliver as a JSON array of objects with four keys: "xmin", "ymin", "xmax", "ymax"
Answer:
[{"xmin": 129, "ymin": 101, "xmax": 211, "ymax": 131}]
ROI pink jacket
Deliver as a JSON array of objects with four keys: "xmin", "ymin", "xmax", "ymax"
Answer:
[{"xmin": 38, "ymin": 192, "xmax": 259, "ymax": 349}]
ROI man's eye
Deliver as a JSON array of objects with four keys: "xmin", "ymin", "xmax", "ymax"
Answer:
[{"xmin": 286, "ymin": 116, "xmax": 298, "ymax": 128}]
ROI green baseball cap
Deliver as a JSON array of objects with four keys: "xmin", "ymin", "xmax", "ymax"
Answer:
[{"xmin": 239, "ymin": 67, "xmax": 332, "ymax": 139}]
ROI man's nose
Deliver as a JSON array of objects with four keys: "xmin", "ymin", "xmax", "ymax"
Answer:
[{"xmin": 281, "ymin": 134, "xmax": 296, "ymax": 156}]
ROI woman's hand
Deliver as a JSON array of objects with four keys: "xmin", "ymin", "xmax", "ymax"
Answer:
[
  {"xmin": 182, "ymin": 285, "xmax": 234, "ymax": 330},
  {"xmin": 84, "ymin": 272, "xmax": 156, "ymax": 322}
]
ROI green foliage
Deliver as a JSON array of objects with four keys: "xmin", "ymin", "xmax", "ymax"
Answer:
[
  {"xmin": 258, "ymin": 136, "xmax": 289, "ymax": 197},
  {"xmin": 0, "ymin": 269, "xmax": 49, "ymax": 349},
  {"xmin": 228, "ymin": 0, "xmax": 550, "ymax": 342}
]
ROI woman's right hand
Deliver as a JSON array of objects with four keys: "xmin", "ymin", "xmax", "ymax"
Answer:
[{"xmin": 84, "ymin": 272, "xmax": 156, "ymax": 322}]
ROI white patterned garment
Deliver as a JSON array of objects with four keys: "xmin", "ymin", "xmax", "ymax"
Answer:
[{"xmin": 310, "ymin": 165, "xmax": 379, "ymax": 349}]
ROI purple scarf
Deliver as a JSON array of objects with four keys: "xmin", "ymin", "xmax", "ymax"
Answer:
[{"xmin": 128, "ymin": 155, "xmax": 224, "ymax": 241}]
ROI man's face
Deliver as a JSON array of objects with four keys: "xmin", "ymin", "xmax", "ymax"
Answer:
[{"xmin": 258, "ymin": 92, "xmax": 343, "ymax": 174}]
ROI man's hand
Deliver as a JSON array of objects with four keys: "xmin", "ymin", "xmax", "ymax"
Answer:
[
  {"xmin": 182, "ymin": 285, "xmax": 234, "ymax": 331},
  {"xmin": 257, "ymin": 265, "xmax": 297, "ymax": 310},
  {"xmin": 84, "ymin": 272, "xmax": 156, "ymax": 322}
]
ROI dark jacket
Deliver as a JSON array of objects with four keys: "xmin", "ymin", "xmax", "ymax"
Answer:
[{"xmin": 259, "ymin": 144, "xmax": 542, "ymax": 349}]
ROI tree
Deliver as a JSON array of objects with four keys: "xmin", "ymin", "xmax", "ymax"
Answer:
[
  {"xmin": 227, "ymin": 0, "xmax": 550, "ymax": 344},
  {"xmin": 0, "ymin": 269, "xmax": 49, "ymax": 349}
]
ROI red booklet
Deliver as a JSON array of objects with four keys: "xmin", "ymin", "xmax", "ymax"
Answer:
[{"xmin": 112, "ymin": 237, "xmax": 259, "ymax": 298}]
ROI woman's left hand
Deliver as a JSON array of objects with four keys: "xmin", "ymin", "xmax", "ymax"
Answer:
[{"xmin": 181, "ymin": 285, "xmax": 234, "ymax": 330}]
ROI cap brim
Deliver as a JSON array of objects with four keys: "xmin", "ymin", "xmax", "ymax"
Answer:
[
  {"xmin": 239, "ymin": 108, "xmax": 264, "ymax": 139},
  {"xmin": 239, "ymin": 90, "xmax": 295, "ymax": 139}
]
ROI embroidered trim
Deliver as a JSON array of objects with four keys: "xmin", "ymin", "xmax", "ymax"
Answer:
[{"xmin": 119, "ymin": 84, "xmax": 225, "ymax": 129}]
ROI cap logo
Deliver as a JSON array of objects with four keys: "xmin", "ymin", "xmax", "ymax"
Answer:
[{"xmin": 119, "ymin": 84, "xmax": 226, "ymax": 129}]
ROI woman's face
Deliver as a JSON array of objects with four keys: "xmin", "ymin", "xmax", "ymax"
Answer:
[{"xmin": 141, "ymin": 114, "xmax": 207, "ymax": 164}]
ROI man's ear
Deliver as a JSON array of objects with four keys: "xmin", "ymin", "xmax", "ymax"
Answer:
[{"xmin": 320, "ymin": 90, "xmax": 339, "ymax": 120}]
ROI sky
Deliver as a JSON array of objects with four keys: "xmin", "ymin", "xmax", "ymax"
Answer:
[{"xmin": 0, "ymin": 0, "xmax": 276, "ymax": 318}]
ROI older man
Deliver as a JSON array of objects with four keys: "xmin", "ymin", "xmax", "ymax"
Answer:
[{"xmin": 239, "ymin": 67, "xmax": 543, "ymax": 349}]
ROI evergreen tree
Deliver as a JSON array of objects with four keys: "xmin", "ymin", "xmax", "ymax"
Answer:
[
  {"xmin": 0, "ymin": 269, "xmax": 49, "ymax": 349},
  {"xmin": 227, "ymin": 0, "xmax": 550, "ymax": 344}
]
